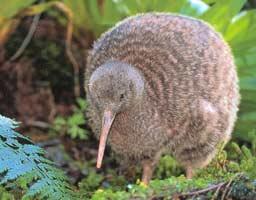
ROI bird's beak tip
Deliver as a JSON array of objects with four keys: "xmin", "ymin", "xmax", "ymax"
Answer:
[{"xmin": 96, "ymin": 109, "xmax": 116, "ymax": 169}]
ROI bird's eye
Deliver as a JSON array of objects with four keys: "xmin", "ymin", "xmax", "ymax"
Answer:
[{"xmin": 120, "ymin": 93, "xmax": 125, "ymax": 101}]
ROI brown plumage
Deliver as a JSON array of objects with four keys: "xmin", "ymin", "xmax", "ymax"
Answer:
[{"xmin": 85, "ymin": 13, "xmax": 239, "ymax": 184}]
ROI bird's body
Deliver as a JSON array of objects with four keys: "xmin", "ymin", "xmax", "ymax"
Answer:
[{"xmin": 85, "ymin": 13, "xmax": 239, "ymax": 183}]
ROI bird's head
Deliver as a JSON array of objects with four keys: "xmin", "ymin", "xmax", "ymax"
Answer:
[{"xmin": 87, "ymin": 60, "xmax": 144, "ymax": 168}]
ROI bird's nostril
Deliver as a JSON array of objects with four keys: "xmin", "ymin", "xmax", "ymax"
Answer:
[{"xmin": 120, "ymin": 94, "xmax": 125, "ymax": 101}]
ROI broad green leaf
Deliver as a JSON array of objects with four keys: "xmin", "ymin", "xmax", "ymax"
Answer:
[
  {"xmin": 147, "ymin": 0, "xmax": 184, "ymax": 12},
  {"xmin": 101, "ymin": 0, "xmax": 124, "ymax": 25},
  {"xmin": 114, "ymin": 0, "xmax": 141, "ymax": 15},
  {"xmin": 225, "ymin": 10, "xmax": 256, "ymax": 58},
  {"xmin": 66, "ymin": 0, "xmax": 209, "ymax": 36},
  {"xmin": 23, "ymin": 2, "xmax": 57, "ymax": 16},
  {"xmin": 84, "ymin": 0, "xmax": 106, "ymax": 35},
  {"xmin": 235, "ymin": 47, "xmax": 256, "ymax": 70},
  {"xmin": 202, "ymin": 0, "xmax": 217, "ymax": 3},
  {"xmin": 240, "ymin": 82, "xmax": 256, "ymax": 95},
  {"xmin": 85, "ymin": 0, "xmax": 102, "ymax": 25},
  {"xmin": 200, "ymin": 0, "xmax": 246, "ymax": 33},
  {"xmin": 0, "ymin": 0, "xmax": 36, "ymax": 18},
  {"xmin": 63, "ymin": 0, "xmax": 91, "ymax": 28},
  {"xmin": 240, "ymin": 112, "xmax": 256, "ymax": 122},
  {"xmin": 178, "ymin": 0, "xmax": 209, "ymax": 16},
  {"xmin": 140, "ymin": 0, "xmax": 209, "ymax": 16}
]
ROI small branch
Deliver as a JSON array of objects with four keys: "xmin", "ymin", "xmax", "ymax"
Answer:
[
  {"xmin": 221, "ymin": 178, "xmax": 234, "ymax": 200},
  {"xmin": 211, "ymin": 183, "xmax": 223, "ymax": 200},
  {"xmin": 221, "ymin": 173, "xmax": 243, "ymax": 200},
  {"xmin": 37, "ymin": 139, "xmax": 60, "ymax": 148},
  {"xmin": 179, "ymin": 173, "xmax": 244, "ymax": 199},
  {"xmin": 24, "ymin": 120, "xmax": 51, "ymax": 129},
  {"xmin": 53, "ymin": 2, "xmax": 80, "ymax": 98},
  {"xmin": 9, "ymin": 1, "xmax": 80, "ymax": 98},
  {"xmin": 9, "ymin": 11, "xmax": 41, "ymax": 61},
  {"xmin": 181, "ymin": 182, "xmax": 226, "ymax": 197}
]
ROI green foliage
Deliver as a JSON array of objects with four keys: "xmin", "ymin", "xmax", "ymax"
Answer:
[
  {"xmin": 0, "ymin": 0, "xmax": 36, "ymax": 19},
  {"xmin": 0, "ymin": 115, "xmax": 256, "ymax": 199},
  {"xmin": 0, "ymin": 0, "xmax": 36, "ymax": 45},
  {"xmin": 0, "ymin": 115, "xmax": 78, "ymax": 200},
  {"xmin": 51, "ymin": 98, "xmax": 89, "ymax": 140},
  {"xmin": 60, "ymin": 0, "xmax": 209, "ymax": 36},
  {"xmin": 155, "ymin": 155, "xmax": 183, "ymax": 179},
  {"xmin": 89, "ymin": 141, "xmax": 256, "ymax": 199},
  {"xmin": 229, "ymin": 141, "xmax": 256, "ymax": 179},
  {"xmin": 201, "ymin": 0, "xmax": 246, "ymax": 32},
  {"xmin": 78, "ymin": 169, "xmax": 104, "ymax": 199},
  {"xmin": 79, "ymin": 170, "xmax": 103, "ymax": 191},
  {"xmin": 224, "ymin": 9, "xmax": 256, "ymax": 139},
  {"xmin": 0, "ymin": 186, "xmax": 15, "ymax": 200},
  {"xmin": 6, "ymin": 35, "xmax": 74, "ymax": 97},
  {"xmin": 73, "ymin": 138, "xmax": 256, "ymax": 199},
  {"xmin": 90, "ymin": 174, "xmax": 252, "ymax": 199}
]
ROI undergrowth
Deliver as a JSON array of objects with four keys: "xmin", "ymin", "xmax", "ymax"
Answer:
[
  {"xmin": 0, "ymin": 115, "xmax": 78, "ymax": 200},
  {"xmin": 0, "ymin": 113, "xmax": 256, "ymax": 199},
  {"xmin": 51, "ymin": 98, "xmax": 89, "ymax": 140},
  {"xmin": 88, "ymin": 140, "xmax": 256, "ymax": 199}
]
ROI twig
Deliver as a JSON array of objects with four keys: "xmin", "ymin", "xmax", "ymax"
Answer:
[
  {"xmin": 221, "ymin": 173, "xmax": 243, "ymax": 200},
  {"xmin": 9, "ymin": 12, "xmax": 41, "ymax": 61},
  {"xmin": 211, "ymin": 182, "xmax": 223, "ymax": 200},
  {"xmin": 181, "ymin": 182, "xmax": 226, "ymax": 197},
  {"xmin": 220, "ymin": 178, "xmax": 234, "ymax": 200},
  {"xmin": 24, "ymin": 120, "xmax": 50, "ymax": 129},
  {"xmin": 10, "ymin": 1, "xmax": 80, "ymax": 97},
  {"xmin": 53, "ymin": 2, "xmax": 80, "ymax": 98},
  {"xmin": 37, "ymin": 139, "xmax": 60, "ymax": 148}
]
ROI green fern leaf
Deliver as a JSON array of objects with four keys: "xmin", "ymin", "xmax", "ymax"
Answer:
[{"xmin": 0, "ymin": 115, "xmax": 79, "ymax": 200}]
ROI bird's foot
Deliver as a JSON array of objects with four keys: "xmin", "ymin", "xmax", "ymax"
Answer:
[
  {"xmin": 141, "ymin": 160, "xmax": 154, "ymax": 185},
  {"xmin": 141, "ymin": 149, "xmax": 166, "ymax": 184},
  {"xmin": 185, "ymin": 167, "xmax": 194, "ymax": 179}
]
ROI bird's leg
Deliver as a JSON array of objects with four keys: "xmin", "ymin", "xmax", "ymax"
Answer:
[
  {"xmin": 185, "ymin": 166, "xmax": 194, "ymax": 179},
  {"xmin": 141, "ymin": 160, "xmax": 154, "ymax": 185},
  {"xmin": 141, "ymin": 149, "xmax": 166, "ymax": 184}
]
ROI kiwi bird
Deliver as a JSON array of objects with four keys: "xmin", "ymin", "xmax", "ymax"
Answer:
[{"xmin": 85, "ymin": 13, "xmax": 239, "ymax": 184}]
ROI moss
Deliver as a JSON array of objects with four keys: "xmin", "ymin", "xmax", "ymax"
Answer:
[
  {"xmin": 0, "ymin": 187, "xmax": 15, "ymax": 200},
  {"xmin": 78, "ymin": 140, "xmax": 256, "ymax": 200},
  {"xmin": 5, "ymin": 20, "xmax": 74, "ymax": 103},
  {"xmin": 89, "ymin": 174, "xmax": 256, "ymax": 200}
]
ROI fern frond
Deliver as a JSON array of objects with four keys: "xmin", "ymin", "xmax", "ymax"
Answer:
[{"xmin": 0, "ymin": 115, "xmax": 79, "ymax": 200}]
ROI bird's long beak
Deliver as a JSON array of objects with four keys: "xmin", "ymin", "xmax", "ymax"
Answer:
[{"xmin": 96, "ymin": 109, "xmax": 116, "ymax": 169}]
